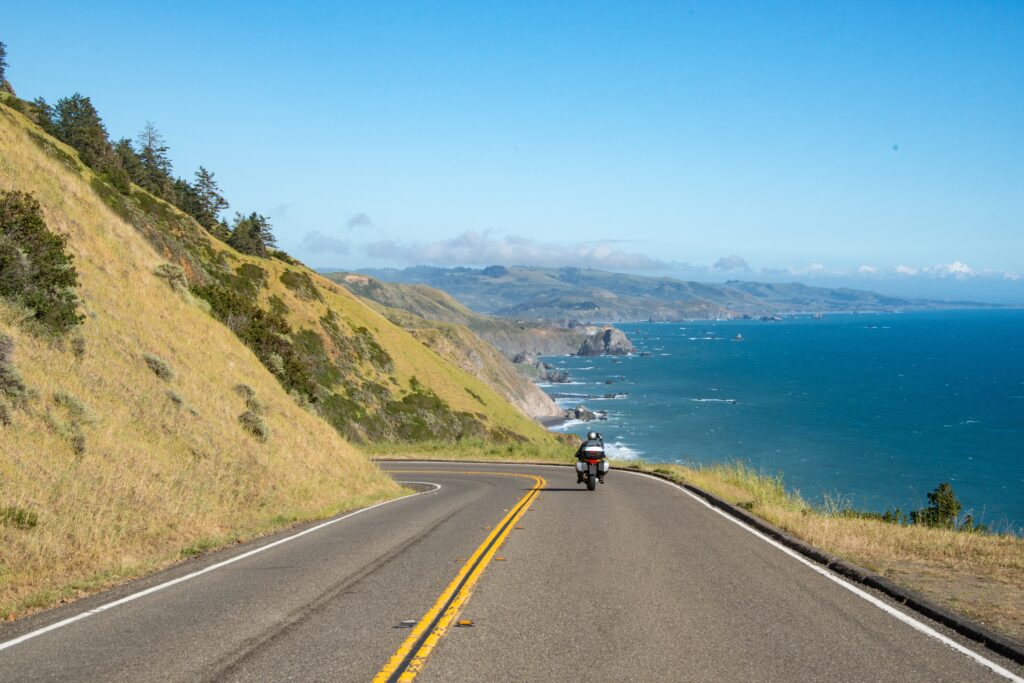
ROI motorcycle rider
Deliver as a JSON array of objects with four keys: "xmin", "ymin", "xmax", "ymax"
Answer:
[{"xmin": 575, "ymin": 431, "xmax": 607, "ymax": 484}]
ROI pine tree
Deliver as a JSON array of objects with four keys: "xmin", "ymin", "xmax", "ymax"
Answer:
[
  {"xmin": 135, "ymin": 122, "xmax": 173, "ymax": 198},
  {"xmin": 227, "ymin": 212, "xmax": 275, "ymax": 257},
  {"xmin": 910, "ymin": 482, "xmax": 962, "ymax": 529},
  {"xmin": 0, "ymin": 41, "xmax": 10, "ymax": 92},
  {"xmin": 30, "ymin": 97, "xmax": 56, "ymax": 135},
  {"xmin": 113, "ymin": 138, "xmax": 145, "ymax": 185},
  {"xmin": 50, "ymin": 94, "xmax": 113, "ymax": 170},
  {"xmin": 191, "ymin": 166, "xmax": 230, "ymax": 229}
]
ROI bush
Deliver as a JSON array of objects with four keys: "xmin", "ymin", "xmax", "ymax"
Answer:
[
  {"xmin": 279, "ymin": 270, "xmax": 322, "ymax": 302},
  {"xmin": 70, "ymin": 335, "xmax": 86, "ymax": 359},
  {"xmin": 154, "ymin": 263, "xmax": 188, "ymax": 292},
  {"xmin": 53, "ymin": 390, "xmax": 96, "ymax": 423},
  {"xmin": 0, "ymin": 332, "xmax": 12, "ymax": 362},
  {"xmin": 0, "ymin": 191, "xmax": 83, "ymax": 335},
  {"xmin": 238, "ymin": 409, "xmax": 269, "ymax": 442},
  {"xmin": 0, "ymin": 358, "xmax": 27, "ymax": 404},
  {"xmin": 0, "ymin": 505, "xmax": 38, "ymax": 529},
  {"xmin": 234, "ymin": 383, "xmax": 265, "ymax": 413},
  {"xmin": 143, "ymin": 353, "xmax": 175, "ymax": 381}
]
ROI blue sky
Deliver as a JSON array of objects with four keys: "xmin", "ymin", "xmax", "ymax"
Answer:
[{"xmin": 4, "ymin": 2, "xmax": 1023, "ymax": 301}]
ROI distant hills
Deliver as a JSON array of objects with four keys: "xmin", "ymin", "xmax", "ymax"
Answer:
[
  {"xmin": 349, "ymin": 265, "xmax": 989, "ymax": 322},
  {"xmin": 323, "ymin": 272, "xmax": 588, "ymax": 356}
]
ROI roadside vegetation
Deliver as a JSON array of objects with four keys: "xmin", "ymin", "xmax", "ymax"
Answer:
[{"xmin": 620, "ymin": 460, "xmax": 1024, "ymax": 643}]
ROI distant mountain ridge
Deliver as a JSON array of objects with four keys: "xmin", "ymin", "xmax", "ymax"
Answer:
[{"xmin": 347, "ymin": 265, "xmax": 988, "ymax": 321}]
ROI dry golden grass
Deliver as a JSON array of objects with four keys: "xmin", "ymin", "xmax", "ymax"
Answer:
[
  {"xmin": 623, "ymin": 460, "xmax": 1024, "ymax": 642},
  {"xmin": 0, "ymin": 104, "xmax": 400, "ymax": 618}
]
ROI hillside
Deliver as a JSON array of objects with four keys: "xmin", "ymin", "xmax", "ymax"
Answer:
[
  {"xmin": 325, "ymin": 272, "xmax": 586, "ymax": 356},
  {"xmin": 371, "ymin": 305, "xmax": 563, "ymax": 419},
  {"xmin": 0, "ymin": 96, "xmax": 561, "ymax": 617},
  {"xmin": 358, "ymin": 265, "xmax": 983, "ymax": 321}
]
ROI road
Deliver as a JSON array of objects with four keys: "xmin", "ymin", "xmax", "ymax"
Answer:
[{"xmin": 0, "ymin": 461, "xmax": 1020, "ymax": 681}]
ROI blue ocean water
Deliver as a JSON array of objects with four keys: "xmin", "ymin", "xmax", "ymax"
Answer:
[{"xmin": 542, "ymin": 310, "xmax": 1024, "ymax": 534}]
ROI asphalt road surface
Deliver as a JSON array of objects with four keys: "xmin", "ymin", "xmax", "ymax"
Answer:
[{"xmin": 1, "ymin": 461, "xmax": 1021, "ymax": 682}]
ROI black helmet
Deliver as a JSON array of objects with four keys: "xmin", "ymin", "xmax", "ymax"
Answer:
[{"xmin": 587, "ymin": 431, "xmax": 599, "ymax": 440}]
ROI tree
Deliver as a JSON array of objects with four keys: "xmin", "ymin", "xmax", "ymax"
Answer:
[
  {"xmin": 113, "ymin": 138, "xmax": 145, "ymax": 185},
  {"xmin": 50, "ymin": 94, "xmax": 113, "ymax": 170},
  {"xmin": 191, "ymin": 166, "xmax": 230, "ymax": 229},
  {"xmin": 227, "ymin": 212, "xmax": 275, "ymax": 257},
  {"xmin": 0, "ymin": 191, "xmax": 83, "ymax": 334},
  {"xmin": 30, "ymin": 97, "xmax": 57, "ymax": 135},
  {"xmin": 910, "ymin": 482, "xmax": 961, "ymax": 529},
  {"xmin": 135, "ymin": 122, "xmax": 173, "ymax": 198},
  {"xmin": 0, "ymin": 41, "xmax": 9, "ymax": 92}
]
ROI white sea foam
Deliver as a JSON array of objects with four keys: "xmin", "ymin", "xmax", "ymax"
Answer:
[
  {"xmin": 605, "ymin": 441, "xmax": 641, "ymax": 460},
  {"xmin": 691, "ymin": 398, "xmax": 738, "ymax": 404}
]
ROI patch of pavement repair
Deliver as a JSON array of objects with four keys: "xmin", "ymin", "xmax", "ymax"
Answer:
[{"xmin": 374, "ymin": 458, "xmax": 1024, "ymax": 668}]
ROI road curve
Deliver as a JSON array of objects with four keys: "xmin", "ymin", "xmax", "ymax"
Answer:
[{"xmin": 0, "ymin": 461, "xmax": 1020, "ymax": 681}]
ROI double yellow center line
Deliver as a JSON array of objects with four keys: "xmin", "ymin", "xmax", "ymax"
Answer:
[{"xmin": 373, "ymin": 471, "xmax": 546, "ymax": 682}]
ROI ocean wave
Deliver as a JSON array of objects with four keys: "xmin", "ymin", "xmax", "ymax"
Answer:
[
  {"xmin": 691, "ymin": 398, "xmax": 738, "ymax": 404},
  {"xmin": 605, "ymin": 441, "xmax": 641, "ymax": 460}
]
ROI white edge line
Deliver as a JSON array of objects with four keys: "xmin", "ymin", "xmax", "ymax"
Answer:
[
  {"xmin": 0, "ymin": 483, "xmax": 442, "ymax": 653},
  {"xmin": 383, "ymin": 461, "xmax": 1022, "ymax": 681},
  {"xmin": 617, "ymin": 469, "xmax": 1023, "ymax": 683}
]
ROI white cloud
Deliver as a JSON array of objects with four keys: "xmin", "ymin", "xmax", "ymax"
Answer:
[
  {"xmin": 857, "ymin": 265, "xmax": 878, "ymax": 274},
  {"xmin": 786, "ymin": 263, "xmax": 827, "ymax": 276},
  {"xmin": 713, "ymin": 255, "xmax": 751, "ymax": 272},
  {"xmin": 894, "ymin": 265, "xmax": 919, "ymax": 276},
  {"xmin": 302, "ymin": 231, "xmax": 350, "ymax": 255},
  {"xmin": 926, "ymin": 261, "xmax": 973, "ymax": 278},
  {"xmin": 363, "ymin": 230, "xmax": 670, "ymax": 270}
]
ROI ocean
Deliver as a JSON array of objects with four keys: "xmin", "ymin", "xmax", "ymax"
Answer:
[{"xmin": 541, "ymin": 309, "xmax": 1024, "ymax": 534}]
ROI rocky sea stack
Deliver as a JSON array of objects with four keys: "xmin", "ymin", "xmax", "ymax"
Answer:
[{"xmin": 577, "ymin": 327, "xmax": 635, "ymax": 356}]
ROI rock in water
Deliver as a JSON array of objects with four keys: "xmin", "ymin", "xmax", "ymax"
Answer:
[
  {"xmin": 577, "ymin": 327, "xmax": 635, "ymax": 356},
  {"xmin": 565, "ymin": 404, "xmax": 603, "ymax": 421}
]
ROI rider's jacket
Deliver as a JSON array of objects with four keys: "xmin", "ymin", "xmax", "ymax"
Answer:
[{"xmin": 576, "ymin": 438, "xmax": 605, "ymax": 459}]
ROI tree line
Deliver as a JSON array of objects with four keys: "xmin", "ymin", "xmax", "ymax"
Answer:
[{"xmin": 0, "ymin": 39, "xmax": 276, "ymax": 258}]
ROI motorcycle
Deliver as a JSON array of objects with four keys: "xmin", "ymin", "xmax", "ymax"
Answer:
[{"xmin": 576, "ymin": 445, "xmax": 609, "ymax": 491}]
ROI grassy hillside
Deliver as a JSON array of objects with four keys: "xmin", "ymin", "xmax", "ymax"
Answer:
[
  {"xmin": 0, "ymin": 100, "xmax": 403, "ymax": 617},
  {"xmin": 0, "ymin": 96, "xmax": 562, "ymax": 617},
  {"xmin": 367, "ymin": 303, "xmax": 563, "ymax": 419},
  {"xmin": 327, "ymin": 272, "xmax": 586, "ymax": 356}
]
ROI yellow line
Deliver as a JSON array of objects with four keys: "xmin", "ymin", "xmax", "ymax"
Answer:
[{"xmin": 372, "ymin": 471, "xmax": 546, "ymax": 683}]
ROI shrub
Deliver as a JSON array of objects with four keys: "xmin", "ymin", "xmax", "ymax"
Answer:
[
  {"xmin": 70, "ymin": 335, "xmax": 86, "ymax": 359},
  {"xmin": 154, "ymin": 263, "xmax": 188, "ymax": 292},
  {"xmin": 234, "ymin": 383, "xmax": 265, "ymax": 413},
  {"xmin": 165, "ymin": 390, "xmax": 198, "ymax": 416},
  {"xmin": 53, "ymin": 391, "xmax": 96, "ymax": 423},
  {"xmin": 271, "ymin": 250, "xmax": 299, "ymax": 265},
  {"xmin": 41, "ymin": 410, "xmax": 85, "ymax": 455},
  {"xmin": 0, "ymin": 358, "xmax": 27, "ymax": 404},
  {"xmin": 0, "ymin": 332, "xmax": 12, "ymax": 362},
  {"xmin": 0, "ymin": 191, "xmax": 83, "ymax": 335},
  {"xmin": 0, "ymin": 505, "xmax": 38, "ymax": 529},
  {"xmin": 238, "ymin": 409, "xmax": 269, "ymax": 442},
  {"xmin": 279, "ymin": 270, "xmax": 322, "ymax": 301},
  {"xmin": 143, "ymin": 353, "xmax": 175, "ymax": 381}
]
